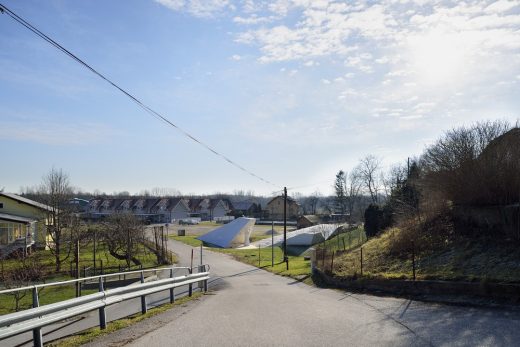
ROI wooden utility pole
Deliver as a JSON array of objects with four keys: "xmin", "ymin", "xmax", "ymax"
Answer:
[{"xmin": 284, "ymin": 187, "xmax": 288, "ymax": 270}]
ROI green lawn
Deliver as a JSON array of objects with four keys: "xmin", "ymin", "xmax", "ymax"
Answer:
[
  {"xmin": 170, "ymin": 235, "xmax": 203, "ymax": 247},
  {"xmin": 170, "ymin": 234, "xmax": 312, "ymax": 283},
  {"xmin": 0, "ymin": 240, "xmax": 176, "ymax": 315},
  {"xmin": 219, "ymin": 246, "xmax": 312, "ymax": 281}
]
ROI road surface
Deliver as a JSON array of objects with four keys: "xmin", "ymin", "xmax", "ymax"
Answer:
[{"xmin": 120, "ymin": 240, "xmax": 520, "ymax": 347}]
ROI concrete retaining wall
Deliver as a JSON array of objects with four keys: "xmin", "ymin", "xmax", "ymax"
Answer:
[{"xmin": 312, "ymin": 268, "xmax": 520, "ymax": 304}]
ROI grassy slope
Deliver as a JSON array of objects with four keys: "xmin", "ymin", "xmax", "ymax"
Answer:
[{"xmin": 332, "ymin": 227, "xmax": 520, "ymax": 283}]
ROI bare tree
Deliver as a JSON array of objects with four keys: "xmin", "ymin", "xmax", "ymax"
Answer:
[
  {"xmin": 102, "ymin": 213, "xmax": 145, "ymax": 268},
  {"xmin": 356, "ymin": 155, "xmax": 382, "ymax": 204},
  {"xmin": 345, "ymin": 170, "xmax": 362, "ymax": 222},
  {"xmin": 420, "ymin": 120, "xmax": 514, "ymax": 205},
  {"xmin": 37, "ymin": 168, "xmax": 74, "ymax": 272},
  {"xmin": 304, "ymin": 191, "xmax": 321, "ymax": 215}
]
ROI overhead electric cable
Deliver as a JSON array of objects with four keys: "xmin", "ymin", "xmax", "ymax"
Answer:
[{"xmin": 0, "ymin": 3, "xmax": 276, "ymax": 187}]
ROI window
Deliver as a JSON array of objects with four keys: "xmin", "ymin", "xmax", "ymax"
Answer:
[{"xmin": 0, "ymin": 203, "xmax": 3, "ymax": 209}]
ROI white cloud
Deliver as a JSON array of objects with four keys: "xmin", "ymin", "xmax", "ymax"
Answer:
[
  {"xmin": 485, "ymin": 0, "xmax": 519, "ymax": 13},
  {"xmin": 230, "ymin": 54, "xmax": 242, "ymax": 60},
  {"xmin": 155, "ymin": 0, "xmax": 230, "ymax": 18}
]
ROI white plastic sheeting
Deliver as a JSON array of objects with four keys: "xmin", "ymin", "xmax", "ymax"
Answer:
[
  {"xmin": 197, "ymin": 217, "xmax": 256, "ymax": 248},
  {"xmin": 252, "ymin": 224, "xmax": 340, "ymax": 248},
  {"xmin": 285, "ymin": 224, "xmax": 339, "ymax": 246}
]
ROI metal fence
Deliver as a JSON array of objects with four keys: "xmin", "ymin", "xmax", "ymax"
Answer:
[{"xmin": 0, "ymin": 265, "xmax": 210, "ymax": 347}]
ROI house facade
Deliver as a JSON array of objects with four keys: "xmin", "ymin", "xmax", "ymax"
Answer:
[
  {"xmin": 266, "ymin": 196, "xmax": 300, "ymax": 220},
  {"xmin": 85, "ymin": 197, "xmax": 191, "ymax": 223},
  {"xmin": 188, "ymin": 198, "xmax": 230, "ymax": 221},
  {"xmin": 0, "ymin": 192, "xmax": 52, "ymax": 257},
  {"xmin": 229, "ymin": 201, "xmax": 262, "ymax": 218}
]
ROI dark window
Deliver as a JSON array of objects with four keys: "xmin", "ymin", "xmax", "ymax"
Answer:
[{"xmin": 0, "ymin": 203, "xmax": 3, "ymax": 208}]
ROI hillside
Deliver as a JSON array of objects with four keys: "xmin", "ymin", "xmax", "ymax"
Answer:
[{"xmin": 331, "ymin": 227, "xmax": 520, "ymax": 283}]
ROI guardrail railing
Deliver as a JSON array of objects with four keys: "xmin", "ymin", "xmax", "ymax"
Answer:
[{"xmin": 0, "ymin": 265, "xmax": 210, "ymax": 347}]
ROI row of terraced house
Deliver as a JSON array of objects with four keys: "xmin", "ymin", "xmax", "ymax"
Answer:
[{"xmin": 84, "ymin": 197, "xmax": 232, "ymax": 223}]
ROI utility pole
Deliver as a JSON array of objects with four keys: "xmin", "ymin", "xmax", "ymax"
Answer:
[{"xmin": 284, "ymin": 187, "xmax": 288, "ymax": 270}]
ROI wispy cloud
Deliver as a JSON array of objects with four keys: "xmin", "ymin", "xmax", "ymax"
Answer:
[
  {"xmin": 154, "ymin": 0, "xmax": 232, "ymax": 18},
  {"xmin": 0, "ymin": 119, "xmax": 116, "ymax": 145}
]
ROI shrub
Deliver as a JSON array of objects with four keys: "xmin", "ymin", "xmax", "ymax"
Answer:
[{"xmin": 364, "ymin": 204, "xmax": 392, "ymax": 237}]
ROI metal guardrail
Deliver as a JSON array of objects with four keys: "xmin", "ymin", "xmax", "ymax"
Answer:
[{"xmin": 0, "ymin": 265, "xmax": 210, "ymax": 347}]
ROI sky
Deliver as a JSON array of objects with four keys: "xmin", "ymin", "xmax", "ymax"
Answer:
[{"xmin": 1, "ymin": 0, "xmax": 519, "ymax": 197}]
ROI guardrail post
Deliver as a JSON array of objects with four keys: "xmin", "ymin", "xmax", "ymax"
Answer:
[
  {"xmin": 204, "ymin": 266, "xmax": 208, "ymax": 292},
  {"xmin": 188, "ymin": 268, "xmax": 193, "ymax": 297},
  {"xmin": 98, "ymin": 277, "xmax": 107, "ymax": 330},
  {"xmin": 32, "ymin": 287, "xmax": 43, "ymax": 347},
  {"xmin": 140, "ymin": 271, "xmax": 147, "ymax": 314},
  {"xmin": 169, "ymin": 268, "xmax": 175, "ymax": 303}
]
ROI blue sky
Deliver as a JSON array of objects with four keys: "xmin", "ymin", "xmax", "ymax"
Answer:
[{"xmin": 1, "ymin": 0, "xmax": 519, "ymax": 196}]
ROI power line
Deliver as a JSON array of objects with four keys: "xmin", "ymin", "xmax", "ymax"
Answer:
[{"xmin": 0, "ymin": 3, "xmax": 277, "ymax": 188}]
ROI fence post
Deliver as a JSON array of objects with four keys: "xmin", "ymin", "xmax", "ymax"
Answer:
[
  {"xmin": 360, "ymin": 247, "xmax": 363, "ymax": 277},
  {"xmin": 188, "ymin": 268, "xmax": 193, "ymax": 297},
  {"xmin": 258, "ymin": 245, "xmax": 261, "ymax": 267},
  {"xmin": 98, "ymin": 277, "xmax": 107, "ymax": 330},
  {"xmin": 32, "ymin": 287, "xmax": 43, "ymax": 347},
  {"xmin": 412, "ymin": 241, "xmax": 416, "ymax": 281},
  {"xmin": 140, "ymin": 271, "xmax": 147, "ymax": 314},
  {"xmin": 330, "ymin": 251, "xmax": 335, "ymax": 274},
  {"xmin": 342, "ymin": 238, "xmax": 346, "ymax": 251},
  {"xmin": 169, "ymin": 268, "xmax": 175, "ymax": 303},
  {"xmin": 321, "ymin": 246, "xmax": 327, "ymax": 271}
]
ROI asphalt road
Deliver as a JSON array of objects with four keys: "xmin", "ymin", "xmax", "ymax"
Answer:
[
  {"xmin": 3, "ymin": 238, "xmax": 520, "ymax": 347},
  {"xmin": 125, "ymin": 240, "xmax": 520, "ymax": 347}
]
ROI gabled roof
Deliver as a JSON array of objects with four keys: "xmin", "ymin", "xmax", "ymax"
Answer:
[
  {"xmin": 209, "ymin": 198, "xmax": 228, "ymax": 210},
  {"xmin": 188, "ymin": 198, "xmax": 203, "ymax": 211},
  {"xmin": 0, "ymin": 192, "xmax": 53, "ymax": 212},
  {"xmin": 266, "ymin": 195, "xmax": 299, "ymax": 206},
  {"xmin": 232, "ymin": 201, "xmax": 257, "ymax": 210},
  {"xmin": 299, "ymin": 215, "xmax": 321, "ymax": 224},
  {"xmin": 168, "ymin": 198, "xmax": 190, "ymax": 211}
]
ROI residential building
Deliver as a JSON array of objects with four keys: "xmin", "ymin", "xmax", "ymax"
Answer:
[
  {"xmin": 85, "ymin": 197, "xmax": 191, "ymax": 223},
  {"xmin": 189, "ymin": 198, "xmax": 230, "ymax": 221},
  {"xmin": 0, "ymin": 192, "xmax": 53, "ymax": 257},
  {"xmin": 265, "ymin": 196, "xmax": 300, "ymax": 220},
  {"xmin": 230, "ymin": 201, "xmax": 262, "ymax": 218}
]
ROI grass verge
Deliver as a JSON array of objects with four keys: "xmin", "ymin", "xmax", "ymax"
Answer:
[
  {"xmin": 331, "ymin": 227, "xmax": 520, "ymax": 283},
  {"xmin": 48, "ymin": 292, "xmax": 204, "ymax": 347},
  {"xmin": 170, "ymin": 234, "xmax": 313, "ymax": 284}
]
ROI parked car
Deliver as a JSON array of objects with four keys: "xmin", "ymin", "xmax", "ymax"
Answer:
[{"xmin": 179, "ymin": 218, "xmax": 199, "ymax": 225}]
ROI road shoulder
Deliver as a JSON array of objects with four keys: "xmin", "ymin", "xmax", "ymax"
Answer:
[{"xmin": 80, "ymin": 292, "xmax": 211, "ymax": 347}]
